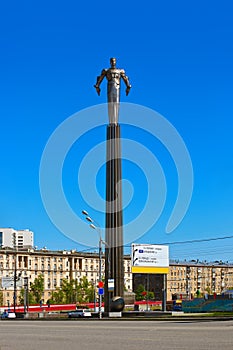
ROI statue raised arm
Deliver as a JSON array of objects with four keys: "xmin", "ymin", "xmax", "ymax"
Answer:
[{"xmin": 94, "ymin": 57, "xmax": 131, "ymax": 124}]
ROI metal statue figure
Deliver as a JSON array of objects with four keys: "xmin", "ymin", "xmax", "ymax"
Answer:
[{"xmin": 94, "ymin": 57, "xmax": 131, "ymax": 124}]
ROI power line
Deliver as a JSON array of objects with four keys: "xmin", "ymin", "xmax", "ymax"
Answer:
[
  {"xmin": 161, "ymin": 235, "xmax": 233, "ymax": 245},
  {"xmin": 79, "ymin": 234, "xmax": 233, "ymax": 255}
]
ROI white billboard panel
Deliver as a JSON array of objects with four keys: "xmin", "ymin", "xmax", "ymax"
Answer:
[
  {"xmin": 1, "ymin": 276, "xmax": 22, "ymax": 289},
  {"xmin": 1, "ymin": 277, "xmax": 14, "ymax": 289},
  {"xmin": 132, "ymin": 244, "xmax": 169, "ymax": 268}
]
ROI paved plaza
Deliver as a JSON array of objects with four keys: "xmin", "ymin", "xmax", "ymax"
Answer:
[{"xmin": 0, "ymin": 320, "xmax": 233, "ymax": 350}]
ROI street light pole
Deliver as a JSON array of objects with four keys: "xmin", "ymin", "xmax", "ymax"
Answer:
[
  {"xmin": 13, "ymin": 251, "xmax": 17, "ymax": 313},
  {"xmin": 82, "ymin": 211, "xmax": 104, "ymax": 319},
  {"xmin": 89, "ymin": 222, "xmax": 103, "ymax": 319},
  {"xmin": 13, "ymin": 232, "xmax": 17, "ymax": 313},
  {"xmin": 98, "ymin": 235, "xmax": 103, "ymax": 319}
]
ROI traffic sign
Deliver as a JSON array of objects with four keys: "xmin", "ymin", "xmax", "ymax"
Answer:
[
  {"xmin": 2, "ymin": 277, "xmax": 14, "ymax": 289},
  {"xmin": 108, "ymin": 278, "xmax": 114, "ymax": 291},
  {"xmin": 98, "ymin": 281, "xmax": 104, "ymax": 288},
  {"xmin": 98, "ymin": 288, "xmax": 104, "ymax": 295}
]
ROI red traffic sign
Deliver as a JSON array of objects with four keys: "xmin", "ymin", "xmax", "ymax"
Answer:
[{"xmin": 98, "ymin": 281, "xmax": 104, "ymax": 288}]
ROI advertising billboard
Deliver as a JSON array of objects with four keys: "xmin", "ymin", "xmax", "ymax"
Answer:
[{"xmin": 131, "ymin": 244, "xmax": 169, "ymax": 274}]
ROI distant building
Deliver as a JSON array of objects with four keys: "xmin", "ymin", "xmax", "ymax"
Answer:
[
  {"xmin": 167, "ymin": 259, "xmax": 233, "ymax": 300},
  {"xmin": 0, "ymin": 246, "xmax": 233, "ymax": 307},
  {"xmin": 0, "ymin": 228, "xmax": 34, "ymax": 249},
  {"xmin": 0, "ymin": 248, "xmax": 132, "ymax": 306}
]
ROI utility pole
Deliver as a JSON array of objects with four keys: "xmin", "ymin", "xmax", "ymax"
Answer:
[{"xmin": 13, "ymin": 233, "xmax": 17, "ymax": 313}]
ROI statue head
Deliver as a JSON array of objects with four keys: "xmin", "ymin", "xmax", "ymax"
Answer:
[{"xmin": 110, "ymin": 57, "xmax": 116, "ymax": 68}]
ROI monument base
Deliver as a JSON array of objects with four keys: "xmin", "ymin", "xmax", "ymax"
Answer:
[{"xmin": 109, "ymin": 312, "xmax": 122, "ymax": 318}]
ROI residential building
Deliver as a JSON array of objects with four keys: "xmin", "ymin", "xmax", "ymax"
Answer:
[
  {"xmin": 0, "ymin": 248, "xmax": 232, "ymax": 306},
  {"xmin": 0, "ymin": 248, "xmax": 132, "ymax": 306},
  {"xmin": 0, "ymin": 228, "xmax": 34, "ymax": 249},
  {"xmin": 167, "ymin": 259, "xmax": 233, "ymax": 300}
]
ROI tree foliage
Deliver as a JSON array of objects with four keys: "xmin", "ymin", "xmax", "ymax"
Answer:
[
  {"xmin": 19, "ymin": 288, "xmax": 36, "ymax": 305},
  {"xmin": 18, "ymin": 275, "xmax": 95, "ymax": 306},
  {"xmin": 19, "ymin": 275, "xmax": 44, "ymax": 305},
  {"xmin": 30, "ymin": 275, "xmax": 44, "ymax": 303},
  {"xmin": 135, "ymin": 283, "xmax": 154, "ymax": 301},
  {"xmin": 0, "ymin": 290, "xmax": 3, "ymax": 306},
  {"xmin": 50, "ymin": 277, "xmax": 95, "ymax": 305}
]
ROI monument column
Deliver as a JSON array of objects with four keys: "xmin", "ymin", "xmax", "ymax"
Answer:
[
  {"xmin": 94, "ymin": 58, "xmax": 131, "ymax": 313},
  {"xmin": 105, "ymin": 124, "xmax": 124, "ymax": 312}
]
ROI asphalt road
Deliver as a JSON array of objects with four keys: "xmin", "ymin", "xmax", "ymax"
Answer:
[{"xmin": 0, "ymin": 320, "xmax": 233, "ymax": 350}]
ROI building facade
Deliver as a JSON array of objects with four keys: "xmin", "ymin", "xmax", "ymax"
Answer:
[
  {"xmin": 0, "ymin": 228, "xmax": 34, "ymax": 249},
  {"xmin": 167, "ymin": 260, "xmax": 233, "ymax": 300},
  {"xmin": 0, "ymin": 248, "xmax": 232, "ymax": 306},
  {"xmin": 0, "ymin": 248, "xmax": 132, "ymax": 306}
]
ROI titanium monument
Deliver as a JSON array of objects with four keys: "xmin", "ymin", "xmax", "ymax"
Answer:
[{"xmin": 94, "ymin": 58, "xmax": 131, "ymax": 312}]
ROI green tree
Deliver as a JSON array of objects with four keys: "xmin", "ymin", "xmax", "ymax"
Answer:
[
  {"xmin": 196, "ymin": 289, "xmax": 202, "ymax": 298},
  {"xmin": 146, "ymin": 291, "xmax": 155, "ymax": 300},
  {"xmin": 49, "ymin": 277, "xmax": 95, "ymax": 305},
  {"xmin": 19, "ymin": 288, "xmax": 35, "ymax": 305},
  {"xmin": 50, "ymin": 288, "xmax": 65, "ymax": 304},
  {"xmin": 50, "ymin": 280, "xmax": 73, "ymax": 305},
  {"xmin": 135, "ymin": 284, "xmax": 146, "ymax": 301},
  {"xmin": 77, "ymin": 276, "xmax": 94, "ymax": 303},
  {"xmin": 0, "ymin": 290, "xmax": 3, "ymax": 306},
  {"xmin": 61, "ymin": 279, "xmax": 76, "ymax": 304},
  {"xmin": 30, "ymin": 275, "xmax": 44, "ymax": 303},
  {"xmin": 135, "ymin": 284, "xmax": 154, "ymax": 301}
]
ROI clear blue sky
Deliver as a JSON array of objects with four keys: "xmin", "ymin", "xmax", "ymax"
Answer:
[{"xmin": 0, "ymin": 1, "xmax": 233, "ymax": 262}]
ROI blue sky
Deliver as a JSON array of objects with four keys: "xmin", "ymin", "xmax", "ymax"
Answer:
[{"xmin": 0, "ymin": 1, "xmax": 233, "ymax": 262}]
